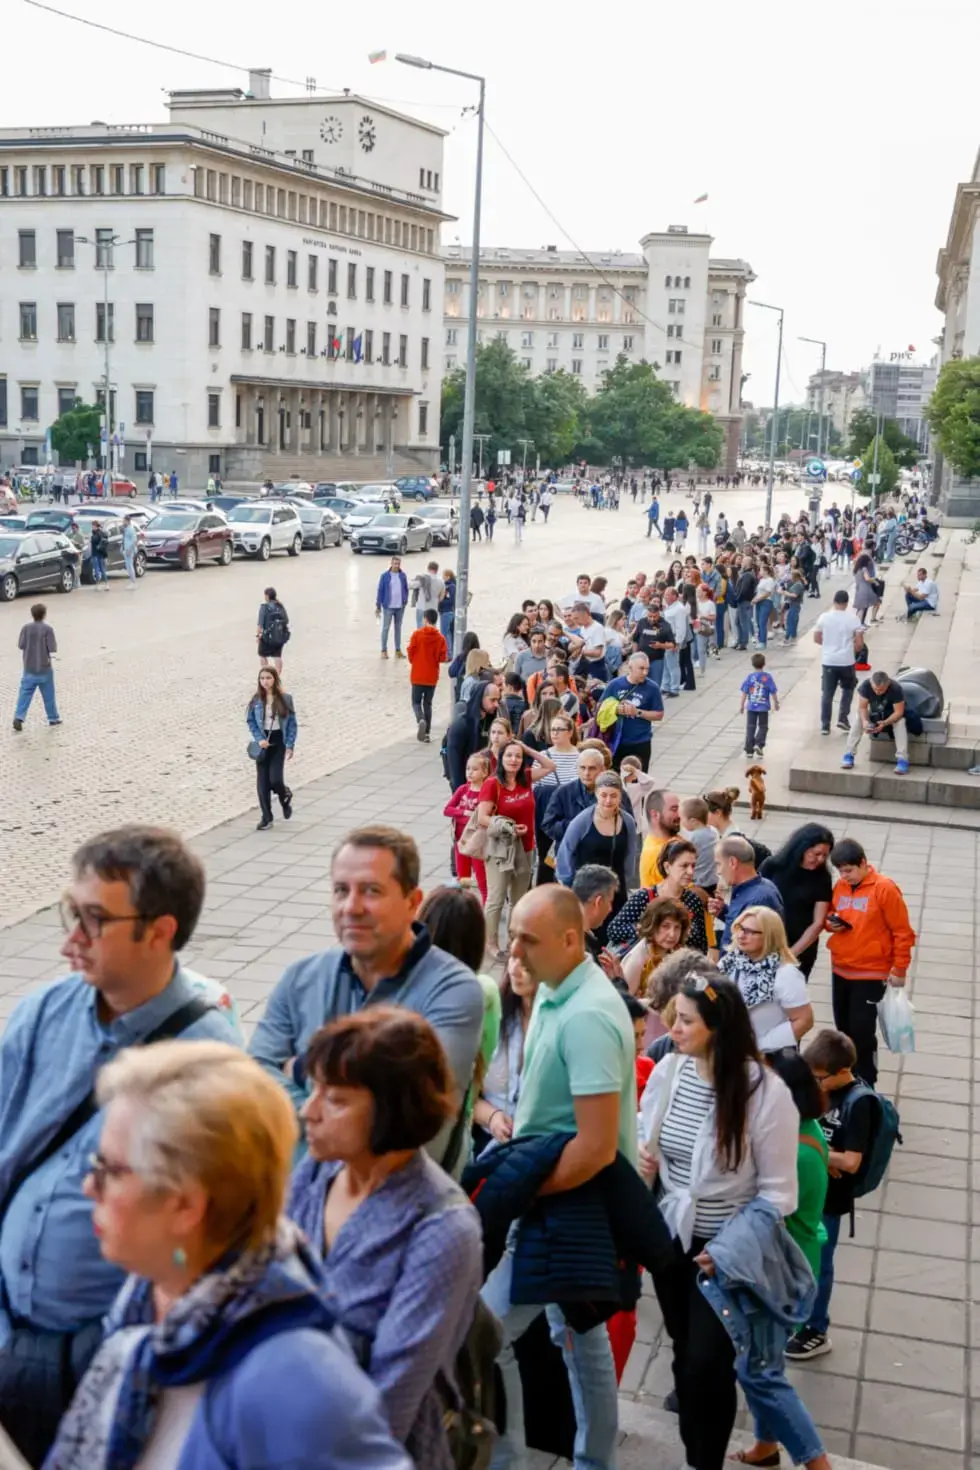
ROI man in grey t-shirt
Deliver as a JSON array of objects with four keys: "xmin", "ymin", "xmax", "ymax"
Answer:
[
  {"xmin": 514, "ymin": 628, "xmax": 548, "ymax": 683},
  {"xmin": 14, "ymin": 602, "xmax": 60, "ymax": 730},
  {"xmin": 410, "ymin": 560, "xmax": 443, "ymax": 629}
]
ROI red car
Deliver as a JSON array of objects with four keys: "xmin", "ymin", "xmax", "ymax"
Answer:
[{"xmin": 94, "ymin": 475, "xmax": 139, "ymax": 499}]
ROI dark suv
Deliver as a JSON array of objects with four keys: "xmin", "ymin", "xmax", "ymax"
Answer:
[
  {"xmin": 142, "ymin": 511, "xmax": 234, "ymax": 570},
  {"xmin": 394, "ymin": 476, "xmax": 439, "ymax": 502}
]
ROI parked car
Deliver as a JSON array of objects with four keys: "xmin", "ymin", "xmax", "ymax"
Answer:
[
  {"xmin": 142, "ymin": 511, "xmax": 235, "ymax": 570},
  {"xmin": 314, "ymin": 495, "xmax": 361, "ymax": 528},
  {"xmin": 74, "ymin": 502, "xmax": 159, "ymax": 530},
  {"xmin": 166, "ymin": 499, "xmax": 222, "ymax": 517},
  {"xmin": 79, "ymin": 519, "xmax": 148, "ymax": 583},
  {"xmin": 342, "ymin": 493, "xmax": 400, "ymax": 536},
  {"xmin": 394, "ymin": 476, "xmax": 440, "ymax": 502},
  {"xmin": 208, "ymin": 494, "xmax": 257, "ymax": 515},
  {"xmin": 0, "ymin": 516, "xmax": 28, "ymax": 533},
  {"xmin": 271, "ymin": 481, "xmax": 314, "ymax": 499},
  {"xmin": 354, "ymin": 483, "xmax": 401, "ymax": 508},
  {"xmin": 350, "ymin": 514, "xmax": 434, "ymax": 555},
  {"xmin": 93, "ymin": 475, "xmax": 139, "ymax": 499},
  {"xmin": 226, "ymin": 501, "xmax": 303, "ymax": 560},
  {"xmin": 313, "ymin": 482, "xmax": 338, "ymax": 497},
  {"xmin": 410, "ymin": 503, "xmax": 458, "ymax": 545},
  {"xmin": 0, "ymin": 531, "xmax": 81, "ymax": 601},
  {"xmin": 286, "ymin": 502, "xmax": 344, "ymax": 550}
]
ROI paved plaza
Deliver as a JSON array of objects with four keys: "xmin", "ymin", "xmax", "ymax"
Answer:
[{"xmin": 1, "ymin": 487, "xmax": 974, "ymax": 1469}]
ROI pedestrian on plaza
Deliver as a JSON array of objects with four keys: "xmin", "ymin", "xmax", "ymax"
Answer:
[
  {"xmin": 0, "ymin": 826, "xmax": 237, "ymax": 1464},
  {"xmin": 47, "ymin": 1039, "xmax": 409, "ymax": 1470},
  {"xmin": 169, "ymin": 468, "xmax": 178, "ymax": 498},
  {"xmin": 513, "ymin": 495, "xmax": 526, "ymax": 544},
  {"xmin": 660, "ymin": 587, "xmax": 689, "ymax": 697},
  {"xmin": 485, "ymin": 499, "xmax": 496, "ymax": 540},
  {"xmin": 502, "ymin": 611, "xmax": 531, "ymax": 667},
  {"xmin": 439, "ymin": 568, "xmax": 456, "ymax": 647},
  {"xmin": 824, "ymin": 837, "xmax": 915, "ymax": 1085},
  {"xmin": 247, "ymin": 667, "xmax": 296, "ymax": 831},
  {"xmin": 249, "ymin": 826, "xmax": 485, "ymax": 1168},
  {"xmin": 760, "ymin": 823, "xmax": 835, "ymax": 979},
  {"xmin": 121, "ymin": 512, "xmax": 139, "ymax": 588},
  {"xmin": 288, "ymin": 1008, "xmax": 482, "ymax": 1469},
  {"xmin": 813, "ymin": 589, "xmax": 863, "ymax": 735},
  {"xmin": 481, "ymin": 886, "xmax": 644, "ymax": 1470},
  {"xmin": 458, "ymin": 646, "xmax": 493, "ymax": 703},
  {"xmin": 640, "ymin": 976, "xmax": 802, "ymax": 1470},
  {"xmin": 444, "ymin": 750, "xmax": 491, "ymax": 901},
  {"xmin": 89, "ymin": 518, "xmax": 109, "ymax": 589},
  {"xmin": 556, "ymin": 772, "xmax": 637, "ymax": 938},
  {"xmin": 662, "ymin": 510, "xmax": 676, "ymax": 546},
  {"xmin": 448, "ymin": 629, "xmax": 480, "ymax": 701},
  {"xmin": 603, "ymin": 651, "xmax": 665, "ymax": 773},
  {"xmin": 679, "ymin": 797, "xmax": 719, "ymax": 893},
  {"xmin": 903, "ymin": 565, "xmax": 939, "ymax": 618},
  {"xmin": 478, "ymin": 739, "xmax": 555, "ymax": 958},
  {"xmin": 540, "ymin": 745, "xmax": 604, "ymax": 854},
  {"xmin": 469, "ymin": 502, "xmax": 484, "ymax": 541},
  {"xmin": 739, "ymin": 652, "xmax": 779, "ymax": 759},
  {"xmin": 610, "ymin": 836, "xmax": 716, "ymax": 958},
  {"xmin": 631, "ymin": 595, "xmax": 675, "ymax": 688},
  {"xmin": 733, "ymin": 554, "xmax": 758, "ymax": 649},
  {"xmin": 752, "ymin": 564, "xmax": 777, "ymax": 648},
  {"xmin": 539, "ymin": 485, "xmax": 554, "ymax": 522},
  {"xmin": 13, "ymin": 602, "xmax": 60, "ymax": 731},
  {"xmin": 673, "ymin": 508, "xmax": 689, "ymax": 553},
  {"xmin": 783, "ymin": 559, "xmax": 807, "ymax": 643},
  {"xmin": 444, "ymin": 679, "xmax": 502, "ymax": 791},
  {"xmin": 709, "ymin": 834, "xmax": 785, "ymax": 949},
  {"xmin": 646, "ymin": 497, "xmax": 661, "ymax": 538},
  {"xmin": 376, "ymin": 554, "xmax": 410, "ymax": 659},
  {"xmin": 637, "ymin": 788, "xmax": 682, "ymax": 886},
  {"xmin": 852, "ymin": 550, "xmax": 882, "ymax": 626},
  {"xmin": 406, "ymin": 608, "xmax": 448, "ymax": 743},
  {"xmin": 256, "ymin": 585, "xmax": 290, "ymax": 673},
  {"xmin": 696, "ymin": 510, "xmax": 711, "ymax": 557},
  {"xmin": 410, "ymin": 560, "xmax": 443, "ymax": 630},
  {"xmin": 720, "ymin": 906, "xmax": 814, "ymax": 1053},
  {"xmin": 841, "ymin": 668, "xmax": 912, "ymax": 776}
]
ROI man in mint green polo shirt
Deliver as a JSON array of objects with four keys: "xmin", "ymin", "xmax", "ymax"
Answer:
[{"xmin": 481, "ymin": 886, "xmax": 635, "ymax": 1470}]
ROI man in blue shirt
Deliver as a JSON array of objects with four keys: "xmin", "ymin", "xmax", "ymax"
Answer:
[
  {"xmin": 0, "ymin": 825, "xmax": 238, "ymax": 1464},
  {"xmin": 375, "ymin": 555, "xmax": 410, "ymax": 658},
  {"xmin": 603, "ymin": 652, "xmax": 665, "ymax": 773},
  {"xmin": 710, "ymin": 834, "xmax": 785, "ymax": 948}
]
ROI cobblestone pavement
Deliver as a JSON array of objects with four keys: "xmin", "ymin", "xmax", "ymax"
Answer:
[{"xmin": 0, "ymin": 479, "xmax": 816, "ymax": 925}]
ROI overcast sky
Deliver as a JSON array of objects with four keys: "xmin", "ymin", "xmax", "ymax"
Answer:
[{"xmin": 7, "ymin": 0, "xmax": 975, "ymax": 411}]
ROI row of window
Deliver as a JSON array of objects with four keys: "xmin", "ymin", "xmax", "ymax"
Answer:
[
  {"xmin": 448, "ymin": 279, "xmax": 640, "ymax": 305},
  {"xmin": 0, "ymin": 163, "xmax": 165, "ymax": 200},
  {"xmin": 446, "ymin": 327, "xmax": 637, "ymax": 354},
  {"xmin": 235, "ymin": 312, "xmax": 426, "ymax": 368},
  {"xmin": 229, "ymin": 237, "xmax": 432, "ymax": 307},
  {"xmin": 16, "ymin": 301, "xmax": 154, "ymax": 343},
  {"xmin": 192, "ymin": 167, "xmax": 435, "ymax": 254},
  {"xmin": 16, "ymin": 229, "xmax": 155, "ymax": 271},
  {"xmin": 664, "ymin": 275, "xmax": 691, "ymax": 289}
]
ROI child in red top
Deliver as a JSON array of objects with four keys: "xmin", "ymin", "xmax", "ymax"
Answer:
[{"xmin": 444, "ymin": 751, "xmax": 490, "ymax": 901}]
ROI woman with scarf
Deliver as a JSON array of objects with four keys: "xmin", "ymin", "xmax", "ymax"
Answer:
[
  {"xmin": 720, "ymin": 906, "xmax": 813, "ymax": 1055},
  {"xmin": 47, "ymin": 1041, "xmax": 410, "ymax": 1470},
  {"xmin": 289, "ymin": 1008, "xmax": 482, "ymax": 1469}
]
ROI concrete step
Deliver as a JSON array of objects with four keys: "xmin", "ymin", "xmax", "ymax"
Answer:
[{"xmin": 790, "ymin": 736, "xmax": 980, "ymax": 808}]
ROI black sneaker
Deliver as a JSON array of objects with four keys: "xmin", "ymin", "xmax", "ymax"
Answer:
[
  {"xmin": 663, "ymin": 1388, "xmax": 679, "ymax": 1413},
  {"xmin": 836, "ymin": 720, "xmax": 850, "ymax": 732},
  {"xmin": 281, "ymin": 789, "xmax": 293, "ymax": 820},
  {"xmin": 12, "ymin": 719, "xmax": 22, "ymax": 732},
  {"xmin": 820, "ymin": 727, "xmax": 830, "ymax": 736},
  {"xmin": 785, "ymin": 1328, "xmax": 831, "ymax": 1360},
  {"xmin": 256, "ymin": 817, "xmax": 273, "ymax": 831}
]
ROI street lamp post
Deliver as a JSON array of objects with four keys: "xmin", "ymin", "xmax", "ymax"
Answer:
[
  {"xmin": 75, "ymin": 232, "xmax": 135, "ymax": 485},
  {"xmin": 799, "ymin": 335, "xmax": 828, "ymax": 458},
  {"xmin": 396, "ymin": 52, "xmax": 485, "ymax": 655},
  {"xmin": 749, "ymin": 300, "xmax": 784, "ymax": 530}
]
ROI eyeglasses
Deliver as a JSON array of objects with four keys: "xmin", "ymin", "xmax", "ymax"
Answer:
[
  {"xmin": 59, "ymin": 895, "xmax": 146, "ymax": 942},
  {"xmin": 87, "ymin": 1151, "xmax": 135, "ymax": 1197},
  {"xmin": 737, "ymin": 926, "xmax": 763, "ymax": 936}
]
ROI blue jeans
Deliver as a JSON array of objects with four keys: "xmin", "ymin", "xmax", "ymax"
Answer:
[
  {"xmin": 662, "ymin": 649, "xmax": 680, "ymax": 693},
  {"xmin": 744, "ymin": 1325, "xmax": 825, "ymax": 1464},
  {"xmin": 735, "ymin": 603, "xmax": 752, "ymax": 647},
  {"xmin": 90, "ymin": 555, "xmax": 107, "ymax": 584},
  {"xmin": 715, "ymin": 603, "xmax": 727, "ymax": 649},
  {"xmin": 694, "ymin": 631, "xmax": 710, "ymax": 670},
  {"xmin": 755, "ymin": 599, "xmax": 773, "ymax": 646},
  {"xmin": 15, "ymin": 670, "xmax": 59, "ymax": 723},
  {"xmin": 785, "ymin": 600, "xmax": 801, "ymax": 640},
  {"xmin": 123, "ymin": 551, "xmax": 136, "ymax": 584},
  {"xmin": 440, "ymin": 610, "xmax": 455, "ymax": 646},
  {"xmin": 482, "ymin": 1240, "xmax": 619, "ymax": 1469},
  {"xmin": 381, "ymin": 605, "xmax": 405, "ymax": 652},
  {"xmin": 905, "ymin": 593, "xmax": 932, "ymax": 617},
  {"xmin": 647, "ymin": 657, "xmax": 664, "ymax": 688},
  {"xmin": 807, "ymin": 1210, "xmax": 841, "ymax": 1334}
]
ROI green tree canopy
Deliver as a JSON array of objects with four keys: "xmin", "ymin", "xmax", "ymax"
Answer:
[
  {"xmin": 522, "ymin": 370, "xmax": 587, "ymax": 467},
  {"xmin": 49, "ymin": 400, "xmax": 100, "ymax": 466},
  {"xmin": 587, "ymin": 357, "xmax": 724, "ymax": 469},
  {"xmin": 859, "ymin": 436, "xmax": 898, "ymax": 499},
  {"xmin": 926, "ymin": 357, "xmax": 980, "ymax": 479},
  {"xmin": 439, "ymin": 339, "xmax": 530, "ymax": 468},
  {"xmin": 846, "ymin": 409, "xmax": 919, "ymax": 468}
]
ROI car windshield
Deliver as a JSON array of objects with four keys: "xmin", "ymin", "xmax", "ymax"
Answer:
[
  {"xmin": 298, "ymin": 507, "xmax": 320, "ymax": 520},
  {"xmin": 150, "ymin": 514, "xmax": 197, "ymax": 531},
  {"xmin": 413, "ymin": 506, "xmax": 443, "ymax": 518},
  {"xmin": 0, "ymin": 537, "xmax": 24, "ymax": 556},
  {"xmin": 27, "ymin": 513, "xmax": 69, "ymax": 527},
  {"xmin": 232, "ymin": 507, "xmax": 273, "ymax": 524},
  {"xmin": 369, "ymin": 515, "xmax": 408, "ymax": 528}
]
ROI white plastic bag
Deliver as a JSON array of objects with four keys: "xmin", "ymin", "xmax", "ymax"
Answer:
[{"xmin": 877, "ymin": 986, "xmax": 915, "ymax": 1054}]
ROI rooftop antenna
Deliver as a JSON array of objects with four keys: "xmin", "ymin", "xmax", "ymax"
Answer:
[{"xmin": 305, "ymin": 76, "xmax": 316, "ymax": 93}]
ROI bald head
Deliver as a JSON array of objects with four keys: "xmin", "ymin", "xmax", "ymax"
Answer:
[{"xmin": 509, "ymin": 887, "xmax": 586, "ymax": 988}]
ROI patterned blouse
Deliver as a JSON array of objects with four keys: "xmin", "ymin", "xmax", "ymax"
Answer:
[
  {"xmin": 606, "ymin": 884, "xmax": 714, "ymax": 956},
  {"xmin": 287, "ymin": 1150, "xmax": 482, "ymax": 1469}
]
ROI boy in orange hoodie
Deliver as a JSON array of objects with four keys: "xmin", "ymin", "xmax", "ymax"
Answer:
[
  {"xmin": 406, "ymin": 608, "xmax": 448, "ymax": 742},
  {"xmin": 825, "ymin": 837, "xmax": 916, "ymax": 1084}
]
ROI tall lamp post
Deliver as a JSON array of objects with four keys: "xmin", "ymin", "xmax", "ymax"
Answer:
[
  {"xmin": 799, "ymin": 335, "xmax": 827, "ymax": 458},
  {"xmin": 749, "ymin": 300, "xmax": 784, "ymax": 530},
  {"xmin": 396, "ymin": 52, "xmax": 485, "ymax": 654},
  {"xmin": 75, "ymin": 232, "xmax": 135, "ymax": 487}
]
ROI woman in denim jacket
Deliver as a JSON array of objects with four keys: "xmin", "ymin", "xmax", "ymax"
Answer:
[{"xmin": 247, "ymin": 667, "xmax": 297, "ymax": 831}]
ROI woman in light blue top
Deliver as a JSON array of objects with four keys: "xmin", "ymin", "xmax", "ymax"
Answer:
[{"xmin": 472, "ymin": 954, "xmax": 541, "ymax": 1152}]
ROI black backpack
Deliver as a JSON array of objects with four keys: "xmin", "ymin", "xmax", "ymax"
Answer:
[{"xmin": 264, "ymin": 603, "xmax": 290, "ymax": 646}]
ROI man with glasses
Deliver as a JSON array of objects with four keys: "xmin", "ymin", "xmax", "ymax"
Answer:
[{"xmin": 0, "ymin": 825, "xmax": 237, "ymax": 1465}]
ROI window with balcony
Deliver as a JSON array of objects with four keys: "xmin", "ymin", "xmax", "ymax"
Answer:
[
  {"xmin": 264, "ymin": 316, "xmax": 274, "ymax": 352},
  {"xmin": 547, "ymin": 332, "xmax": 559, "ymax": 348},
  {"xmin": 19, "ymin": 303, "xmax": 37, "ymax": 340},
  {"xmin": 241, "ymin": 312, "xmax": 252, "ymax": 350},
  {"xmin": 571, "ymin": 359, "xmax": 582, "ymax": 375},
  {"xmin": 56, "ymin": 303, "xmax": 75, "ymax": 342},
  {"xmin": 96, "ymin": 302, "xmax": 114, "ymax": 342},
  {"xmin": 135, "ymin": 229, "xmax": 153, "ymax": 269},
  {"xmin": 136, "ymin": 304, "xmax": 154, "ymax": 342},
  {"xmin": 382, "ymin": 332, "xmax": 391, "ymax": 366},
  {"xmin": 597, "ymin": 334, "xmax": 609, "ymax": 350},
  {"xmin": 135, "ymin": 390, "xmax": 154, "ymax": 424},
  {"xmin": 521, "ymin": 331, "xmax": 534, "ymax": 348},
  {"xmin": 56, "ymin": 230, "xmax": 74, "ymax": 269},
  {"xmin": 18, "ymin": 231, "xmax": 36, "ymax": 268},
  {"xmin": 208, "ymin": 308, "xmax": 220, "ymax": 347},
  {"xmin": 307, "ymin": 321, "xmax": 316, "ymax": 356},
  {"xmin": 623, "ymin": 335, "xmax": 634, "ymax": 351},
  {"xmin": 572, "ymin": 333, "xmax": 584, "ymax": 349},
  {"xmin": 285, "ymin": 319, "xmax": 296, "ymax": 354}
]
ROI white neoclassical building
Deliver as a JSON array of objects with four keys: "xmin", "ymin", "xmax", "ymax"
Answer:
[
  {"xmin": 934, "ymin": 146, "xmax": 980, "ymax": 513},
  {"xmin": 443, "ymin": 226, "xmax": 754, "ymax": 472},
  {"xmin": 0, "ymin": 71, "xmax": 448, "ymax": 482}
]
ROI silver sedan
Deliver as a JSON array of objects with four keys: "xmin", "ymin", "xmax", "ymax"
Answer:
[{"xmin": 350, "ymin": 514, "xmax": 434, "ymax": 555}]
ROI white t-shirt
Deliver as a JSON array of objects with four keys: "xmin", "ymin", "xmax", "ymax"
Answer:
[
  {"xmin": 915, "ymin": 577, "xmax": 939, "ymax": 608},
  {"xmin": 663, "ymin": 600, "xmax": 691, "ymax": 645},
  {"xmin": 576, "ymin": 618, "xmax": 620, "ymax": 658},
  {"xmin": 814, "ymin": 608, "xmax": 862, "ymax": 666},
  {"xmin": 562, "ymin": 589, "xmax": 606, "ymax": 619},
  {"xmin": 755, "ymin": 576, "xmax": 776, "ymax": 602},
  {"xmin": 746, "ymin": 963, "xmax": 809, "ymax": 1053}
]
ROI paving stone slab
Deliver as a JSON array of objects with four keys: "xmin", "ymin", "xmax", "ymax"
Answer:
[
  {"xmin": 869, "ymin": 1288, "xmax": 967, "ymax": 1345},
  {"xmin": 862, "ymin": 1331, "xmax": 966, "ymax": 1392},
  {"xmin": 856, "ymin": 1380, "xmax": 965, "ymax": 1450}
]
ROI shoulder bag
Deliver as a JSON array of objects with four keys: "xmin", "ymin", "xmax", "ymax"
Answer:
[{"xmin": 459, "ymin": 783, "xmax": 495, "ymax": 860}]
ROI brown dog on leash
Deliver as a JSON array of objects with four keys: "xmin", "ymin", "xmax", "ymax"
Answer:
[{"xmin": 746, "ymin": 764, "xmax": 767, "ymax": 821}]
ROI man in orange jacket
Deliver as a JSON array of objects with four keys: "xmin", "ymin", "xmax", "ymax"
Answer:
[
  {"xmin": 406, "ymin": 608, "xmax": 448, "ymax": 743},
  {"xmin": 825, "ymin": 837, "xmax": 916, "ymax": 1084}
]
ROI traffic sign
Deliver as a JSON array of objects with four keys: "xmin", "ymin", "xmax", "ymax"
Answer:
[{"xmin": 805, "ymin": 458, "xmax": 827, "ymax": 480}]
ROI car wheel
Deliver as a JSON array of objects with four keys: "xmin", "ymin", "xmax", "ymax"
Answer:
[
  {"xmin": 352, "ymin": 545, "xmax": 361, "ymax": 554},
  {"xmin": 128, "ymin": 488, "xmax": 137, "ymax": 499},
  {"xmin": 316, "ymin": 532, "xmax": 325, "ymax": 551},
  {"xmin": 423, "ymin": 534, "xmax": 433, "ymax": 551},
  {"xmin": 57, "ymin": 565, "xmax": 75, "ymax": 594},
  {"xmin": 258, "ymin": 538, "xmax": 272, "ymax": 561},
  {"xmin": 399, "ymin": 539, "xmax": 408, "ymax": 555},
  {"xmin": 134, "ymin": 551, "xmax": 146, "ymax": 578},
  {"xmin": 288, "ymin": 534, "xmax": 302, "ymax": 557},
  {"xmin": 413, "ymin": 491, "xmax": 425, "ymax": 501},
  {"xmin": 219, "ymin": 541, "xmax": 233, "ymax": 565},
  {"xmin": 0, "ymin": 574, "xmax": 18, "ymax": 602},
  {"xmin": 181, "ymin": 545, "xmax": 198, "ymax": 572}
]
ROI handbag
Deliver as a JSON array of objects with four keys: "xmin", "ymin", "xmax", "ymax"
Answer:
[
  {"xmin": 246, "ymin": 739, "xmax": 266, "ymax": 762},
  {"xmin": 458, "ymin": 808, "xmax": 488, "ymax": 859}
]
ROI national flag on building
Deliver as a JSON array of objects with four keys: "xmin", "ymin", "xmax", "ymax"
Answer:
[
  {"xmin": 368, "ymin": 49, "xmax": 386, "ymax": 64},
  {"xmin": 353, "ymin": 334, "xmax": 363, "ymax": 363},
  {"xmin": 693, "ymin": 193, "xmax": 708, "ymax": 204}
]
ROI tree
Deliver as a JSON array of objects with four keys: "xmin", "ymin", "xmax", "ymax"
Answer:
[
  {"xmin": 926, "ymin": 357, "xmax": 980, "ymax": 479},
  {"xmin": 49, "ymin": 400, "xmax": 101, "ymax": 466},
  {"xmin": 859, "ymin": 436, "xmax": 898, "ymax": 499},
  {"xmin": 587, "ymin": 356, "xmax": 723, "ymax": 469},
  {"xmin": 845, "ymin": 409, "xmax": 919, "ymax": 468},
  {"xmin": 522, "ymin": 370, "xmax": 587, "ymax": 467},
  {"xmin": 439, "ymin": 339, "xmax": 529, "ymax": 468}
]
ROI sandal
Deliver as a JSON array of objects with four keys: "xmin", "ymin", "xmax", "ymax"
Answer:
[{"xmin": 729, "ymin": 1452, "xmax": 780, "ymax": 1467}]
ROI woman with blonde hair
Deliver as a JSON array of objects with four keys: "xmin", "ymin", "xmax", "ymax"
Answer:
[
  {"xmin": 49, "ymin": 1041, "xmax": 410, "ymax": 1470},
  {"xmin": 459, "ymin": 648, "xmax": 493, "ymax": 702},
  {"xmin": 720, "ymin": 905, "xmax": 814, "ymax": 1053}
]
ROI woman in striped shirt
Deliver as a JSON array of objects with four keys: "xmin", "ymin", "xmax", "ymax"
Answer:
[{"xmin": 640, "ymin": 973, "xmax": 798, "ymax": 1470}]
